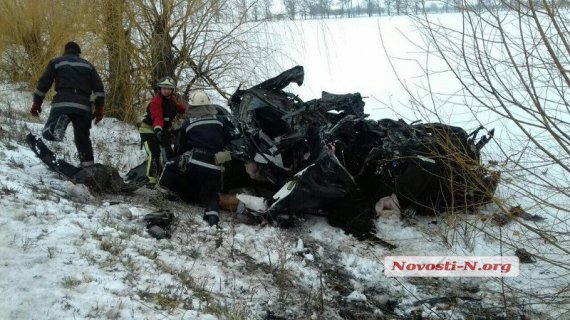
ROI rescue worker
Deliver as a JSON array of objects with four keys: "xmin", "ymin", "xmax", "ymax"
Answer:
[
  {"xmin": 139, "ymin": 76, "xmax": 187, "ymax": 185},
  {"xmin": 157, "ymin": 90, "xmax": 233, "ymax": 227},
  {"xmin": 30, "ymin": 41, "xmax": 105, "ymax": 167}
]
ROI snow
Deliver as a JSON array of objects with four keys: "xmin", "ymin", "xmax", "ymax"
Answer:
[
  {"xmin": 347, "ymin": 290, "xmax": 367, "ymax": 302},
  {"xmin": 1, "ymin": 13, "xmax": 569, "ymax": 319},
  {"xmin": 235, "ymin": 194, "xmax": 268, "ymax": 212}
]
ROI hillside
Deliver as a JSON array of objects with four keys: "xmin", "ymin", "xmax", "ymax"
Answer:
[{"xmin": 0, "ymin": 85, "xmax": 562, "ymax": 319}]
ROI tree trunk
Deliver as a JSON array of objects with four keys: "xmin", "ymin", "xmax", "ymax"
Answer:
[{"xmin": 102, "ymin": 0, "xmax": 135, "ymax": 123}]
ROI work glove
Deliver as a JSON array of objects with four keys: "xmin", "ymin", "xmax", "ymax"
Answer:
[
  {"xmin": 30, "ymin": 102, "xmax": 42, "ymax": 117},
  {"xmin": 154, "ymin": 127, "xmax": 163, "ymax": 143},
  {"xmin": 214, "ymin": 151, "xmax": 232, "ymax": 165},
  {"xmin": 94, "ymin": 106, "xmax": 104, "ymax": 124}
]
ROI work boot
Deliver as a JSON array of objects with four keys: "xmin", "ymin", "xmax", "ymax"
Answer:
[
  {"xmin": 42, "ymin": 115, "xmax": 70, "ymax": 141},
  {"xmin": 145, "ymin": 176, "xmax": 158, "ymax": 189},
  {"xmin": 204, "ymin": 211, "xmax": 220, "ymax": 227},
  {"xmin": 52, "ymin": 115, "xmax": 70, "ymax": 141}
]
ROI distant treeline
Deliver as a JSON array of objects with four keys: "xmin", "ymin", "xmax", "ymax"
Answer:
[{"xmin": 230, "ymin": 0, "xmax": 570, "ymax": 21}]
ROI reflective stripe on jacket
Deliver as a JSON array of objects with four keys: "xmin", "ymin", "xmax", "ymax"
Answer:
[{"xmin": 33, "ymin": 53, "xmax": 104, "ymax": 116}]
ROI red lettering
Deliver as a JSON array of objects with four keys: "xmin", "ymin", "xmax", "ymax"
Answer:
[
  {"xmin": 392, "ymin": 261, "xmax": 405, "ymax": 271},
  {"xmin": 464, "ymin": 261, "xmax": 477, "ymax": 270}
]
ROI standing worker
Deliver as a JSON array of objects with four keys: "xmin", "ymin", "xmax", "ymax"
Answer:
[
  {"xmin": 30, "ymin": 41, "xmax": 105, "ymax": 167},
  {"xmin": 158, "ymin": 90, "xmax": 233, "ymax": 227},
  {"xmin": 139, "ymin": 76, "xmax": 187, "ymax": 185}
]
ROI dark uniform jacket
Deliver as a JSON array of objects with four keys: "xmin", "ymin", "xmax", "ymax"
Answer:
[
  {"xmin": 33, "ymin": 53, "xmax": 104, "ymax": 117},
  {"xmin": 179, "ymin": 114, "xmax": 233, "ymax": 154}
]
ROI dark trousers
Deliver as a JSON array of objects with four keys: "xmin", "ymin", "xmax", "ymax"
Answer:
[
  {"xmin": 43, "ymin": 113, "xmax": 94, "ymax": 166},
  {"xmin": 158, "ymin": 154, "xmax": 221, "ymax": 212}
]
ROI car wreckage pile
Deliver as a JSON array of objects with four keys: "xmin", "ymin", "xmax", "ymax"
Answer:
[
  {"xmin": 28, "ymin": 66, "xmax": 499, "ymax": 244},
  {"xmin": 222, "ymin": 66, "xmax": 498, "ymax": 241}
]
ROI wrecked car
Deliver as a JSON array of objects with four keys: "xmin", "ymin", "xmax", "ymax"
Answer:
[{"xmin": 226, "ymin": 66, "xmax": 499, "ymax": 241}]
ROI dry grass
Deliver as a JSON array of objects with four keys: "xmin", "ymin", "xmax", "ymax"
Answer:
[{"xmin": 0, "ymin": 0, "xmax": 92, "ymax": 88}]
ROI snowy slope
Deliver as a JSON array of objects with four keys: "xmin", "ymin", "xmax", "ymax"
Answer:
[
  {"xmin": 1, "ymin": 89, "xmax": 565, "ymax": 320},
  {"xmin": 1, "ymin": 14, "xmax": 569, "ymax": 319}
]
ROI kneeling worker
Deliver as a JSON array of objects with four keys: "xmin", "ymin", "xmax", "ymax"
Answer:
[{"xmin": 158, "ymin": 90, "xmax": 233, "ymax": 227}]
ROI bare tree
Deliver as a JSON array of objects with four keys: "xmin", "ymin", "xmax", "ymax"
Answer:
[
  {"xmin": 412, "ymin": 0, "xmax": 423, "ymax": 14},
  {"xmin": 125, "ymin": 0, "xmax": 270, "ymax": 103},
  {"xmin": 340, "ymin": 0, "xmax": 355, "ymax": 18},
  {"xmin": 210, "ymin": 0, "xmax": 223, "ymax": 23},
  {"xmin": 239, "ymin": 0, "xmax": 249, "ymax": 21},
  {"xmin": 306, "ymin": 0, "xmax": 320, "ymax": 19},
  {"xmin": 385, "ymin": 0, "xmax": 393, "ymax": 15},
  {"xmin": 100, "ymin": 0, "xmax": 137, "ymax": 122},
  {"xmin": 297, "ymin": 0, "xmax": 307, "ymax": 19},
  {"xmin": 283, "ymin": 0, "xmax": 297, "ymax": 19},
  {"xmin": 394, "ymin": 0, "xmax": 408, "ymax": 15},
  {"xmin": 392, "ymin": 0, "xmax": 570, "ymax": 314},
  {"xmin": 318, "ymin": 0, "xmax": 333, "ymax": 18},
  {"xmin": 263, "ymin": 0, "xmax": 273, "ymax": 20},
  {"xmin": 365, "ymin": 0, "xmax": 375, "ymax": 16}
]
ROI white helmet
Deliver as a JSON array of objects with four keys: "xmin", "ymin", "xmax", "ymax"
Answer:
[
  {"xmin": 157, "ymin": 76, "xmax": 175, "ymax": 89},
  {"xmin": 189, "ymin": 90, "xmax": 211, "ymax": 106}
]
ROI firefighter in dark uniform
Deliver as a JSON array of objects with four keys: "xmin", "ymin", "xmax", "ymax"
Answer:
[
  {"xmin": 157, "ymin": 90, "xmax": 233, "ymax": 227},
  {"xmin": 139, "ymin": 76, "xmax": 187, "ymax": 185},
  {"xmin": 30, "ymin": 41, "xmax": 105, "ymax": 167}
]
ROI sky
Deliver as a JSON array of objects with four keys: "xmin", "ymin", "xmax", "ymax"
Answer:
[
  {"xmin": 251, "ymin": 15, "xmax": 475, "ymax": 124},
  {"xmin": 1, "ymin": 13, "xmax": 568, "ymax": 320}
]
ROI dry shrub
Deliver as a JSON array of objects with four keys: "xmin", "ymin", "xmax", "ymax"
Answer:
[{"xmin": 0, "ymin": 0, "xmax": 92, "ymax": 88}]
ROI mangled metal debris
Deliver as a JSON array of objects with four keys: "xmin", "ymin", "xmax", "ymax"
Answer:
[
  {"xmin": 223, "ymin": 66, "xmax": 499, "ymax": 240},
  {"xmin": 26, "ymin": 133, "xmax": 140, "ymax": 194}
]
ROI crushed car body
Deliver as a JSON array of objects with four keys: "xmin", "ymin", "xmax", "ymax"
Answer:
[{"xmin": 226, "ymin": 66, "xmax": 499, "ymax": 239}]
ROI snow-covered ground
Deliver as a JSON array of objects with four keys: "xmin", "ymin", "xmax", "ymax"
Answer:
[{"xmin": 1, "ymin": 14, "xmax": 569, "ymax": 320}]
